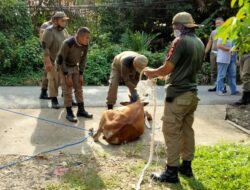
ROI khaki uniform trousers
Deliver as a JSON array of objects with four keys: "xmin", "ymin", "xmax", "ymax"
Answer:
[
  {"xmin": 106, "ymin": 59, "xmax": 138, "ymax": 105},
  {"xmin": 162, "ymin": 91, "xmax": 199, "ymax": 166},
  {"xmin": 240, "ymin": 56, "xmax": 250, "ymax": 91},
  {"xmin": 41, "ymin": 70, "xmax": 48, "ymax": 90},
  {"xmin": 210, "ymin": 52, "xmax": 217, "ymax": 84},
  {"xmin": 60, "ymin": 67, "xmax": 83, "ymax": 107},
  {"xmin": 47, "ymin": 64, "xmax": 60, "ymax": 98}
]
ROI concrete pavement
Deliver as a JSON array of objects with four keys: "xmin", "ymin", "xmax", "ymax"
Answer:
[
  {"xmin": 0, "ymin": 85, "xmax": 243, "ymax": 108},
  {"xmin": 0, "ymin": 85, "xmax": 249, "ymax": 157}
]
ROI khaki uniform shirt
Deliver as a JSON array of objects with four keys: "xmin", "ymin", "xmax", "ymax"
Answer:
[
  {"xmin": 42, "ymin": 25, "xmax": 69, "ymax": 63},
  {"xmin": 56, "ymin": 37, "xmax": 88, "ymax": 75},
  {"xmin": 113, "ymin": 51, "xmax": 140, "ymax": 90}
]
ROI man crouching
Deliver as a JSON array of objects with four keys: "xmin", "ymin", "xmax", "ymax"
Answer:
[
  {"xmin": 106, "ymin": 51, "xmax": 148, "ymax": 110},
  {"xmin": 56, "ymin": 27, "xmax": 93, "ymax": 122}
]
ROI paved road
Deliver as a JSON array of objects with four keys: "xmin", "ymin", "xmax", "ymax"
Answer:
[{"xmin": 0, "ymin": 85, "xmax": 242, "ymax": 109}]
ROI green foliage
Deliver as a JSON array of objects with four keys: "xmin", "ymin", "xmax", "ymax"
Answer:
[
  {"xmin": 96, "ymin": 7, "xmax": 132, "ymax": 43},
  {"xmin": 139, "ymin": 50, "xmax": 165, "ymax": 68},
  {"xmin": 197, "ymin": 62, "xmax": 211, "ymax": 85},
  {"xmin": 84, "ymin": 44, "xmax": 126, "ymax": 85},
  {"xmin": 217, "ymin": 0, "xmax": 250, "ymax": 55},
  {"xmin": 121, "ymin": 30, "xmax": 159, "ymax": 52},
  {"xmin": 0, "ymin": 0, "xmax": 33, "ymax": 41},
  {"xmin": 0, "ymin": 32, "xmax": 15, "ymax": 72},
  {"xmin": 0, "ymin": 71, "xmax": 42, "ymax": 86},
  {"xmin": 16, "ymin": 37, "xmax": 42, "ymax": 72},
  {"xmin": 2, "ymin": 0, "xmax": 240, "ymax": 86},
  {"xmin": 193, "ymin": 143, "xmax": 250, "ymax": 190},
  {"xmin": 0, "ymin": 0, "xmax": 41, "ymax": 76}
]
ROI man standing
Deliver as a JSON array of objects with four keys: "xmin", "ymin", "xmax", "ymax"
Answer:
[
  {"xmin": 144, "ymin": 12, "xmax": 204, "ymax": 183},
  {"xmin": 204, "ymin": 17, "xmax": 224, "ymax": 91},
  {"xmin": 106, "ymin": 51, "xmax": 148, "ymax": 110},
  {"xmin": 39, "ymin": 19, "xmax": 53, "ymax": 99},
  {"xmin": 216, "ymin": 38, "xmax": 239, "ymax": 96},
  {"xmin": 235, "ymin": 53, "xmax": 250, "ymax": 105},
  {"xmin": 57, "ymin": 27, "xmax": 93, "ymax": 122},
  {"xmin": 42, "ymin": 11, "xmax": 69, "ymax": 109}
]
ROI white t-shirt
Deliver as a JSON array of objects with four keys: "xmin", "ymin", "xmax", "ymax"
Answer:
[{"xmin": 216, "ymin": 38, "xmax": 231, "ymax": 64}]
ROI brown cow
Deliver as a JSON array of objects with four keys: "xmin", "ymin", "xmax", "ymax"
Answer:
[{"xmin": 93, "ymin": 100, "xmax": 152, "ymax": 145}]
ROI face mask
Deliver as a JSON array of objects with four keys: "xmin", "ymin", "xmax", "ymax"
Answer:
[{"xmin": 174, "ymin": 30, "xmax": 181, "ymax": 37}]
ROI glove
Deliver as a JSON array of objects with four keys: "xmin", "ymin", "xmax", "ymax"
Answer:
[{"xmin": 130, "ymin": 91, "xmax": 139, "ymax": 103}]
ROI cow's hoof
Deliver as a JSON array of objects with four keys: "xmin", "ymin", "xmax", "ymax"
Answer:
[
  {"xmin": 145, "ymin": 111, "xmax": 152, "ymax": 121},
  {"xmin": 93, "ymin": 134, "xmax": 99, "ymax": 142},
  {"xmin": 93, "ymin": 138, "xmax": 99, "ymax": 142}
]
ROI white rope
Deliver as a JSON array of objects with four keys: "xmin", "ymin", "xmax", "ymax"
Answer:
[{"xmin": 135, "ymin": 69, "xmax": 157, "ymax": 190}]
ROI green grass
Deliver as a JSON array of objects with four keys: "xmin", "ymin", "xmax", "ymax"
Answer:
[
  {"xmin": 0, "ymin": 71, "xmax": 42, "ymax": 86},
  {"xmin": 192, "ymin": 143, "xmax": 250, "ymax": 190},
  {"xmin": 46, "ymin": 143, "xmax": 250, "ymax": 190}
]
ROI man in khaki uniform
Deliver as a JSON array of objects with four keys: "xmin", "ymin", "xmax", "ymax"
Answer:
[
  {"xmin": 39, "ymin": 19, "xmax": 53, "ymax": 99},
  {"xmin": 57, "ymin": 27, "xmax": 93, "ymax": 122},
  {"xmin": 106, "ymin": 51, "xmax": 148, "ymax": 109},
  {"xmin": 144, "ymin": 12, "xmax": 204, "ymax": 183},
  {"xmin": 235, "ymin": 53, "xmax": 250, "ymax": 105},
  {"xmin": 42, "ymin": 12, "xmax": 69, "ymax": 109}
]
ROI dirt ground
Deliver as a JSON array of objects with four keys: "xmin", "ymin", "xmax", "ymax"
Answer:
[
  {"xmin": 226, "ymin": 105, "xmax": 250, "ymax": 130},
  {"xmin": 0, "ymin": 144, "xmax": 173, "ymax": 190}
]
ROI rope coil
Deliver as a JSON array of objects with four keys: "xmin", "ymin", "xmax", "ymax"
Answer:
[{"xmin": 136, "ymin": 68, "xmax": 158, "ymax": 190}]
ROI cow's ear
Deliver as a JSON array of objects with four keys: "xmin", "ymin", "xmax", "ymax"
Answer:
[
  {"xmin": 120, "ymin": 101, "xmax": 131, "ymax": 106},
  {"xmin": 143, "ymin": 102, "xmax": 149, "ymax": 107}
]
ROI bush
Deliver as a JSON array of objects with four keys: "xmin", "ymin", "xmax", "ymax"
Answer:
[
  {"xmin": 121, "ymin": 30, "xmax": 159, "ymax": 52},
  {"xmin": 16, "ymin": 37, "xmax": 42, "ymax": 72},
  {"xmin": 139, "ymin": 50, "xmax": 165, "ymax": 68},
  {"xmin": 0, "ymin": 0, "xmax": 33, "ymax": 41},
  {"xmin": 85, "ymin": 44, "xmax": 126, "ymax": 85},
  {"xmin": 0, "ymin": 0, "xmax": 41, "ymax": 75},
  {"xmin": 197, "ymin": 62, "xmax": 211, "ymax": 85},
  {"xmin": 0, "ymin": 32, "xmax": 16, "ymax": 73}
]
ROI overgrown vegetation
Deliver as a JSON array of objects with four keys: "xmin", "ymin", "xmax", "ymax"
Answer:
[
  {"xmin": 0, "ymin": 0, "xmax": 244, "ymax": 86},
  {"xmin": 0, "ymin": 0, "xmax": 42, "ymax": 76}
]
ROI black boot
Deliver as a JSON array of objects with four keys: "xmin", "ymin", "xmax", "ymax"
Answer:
[
  {"xmin": 208, "ymin": 86, "xmax": 216, "ymax": 92},
  {"xmin": 223, "ymin": 85, "xmax": 227, "ymax": 93},
  {"xmin": 151, "ymin": 165, "xmax": 179, "ymax": 183},
  {"xmin": 39, "ymin": 89, "xmax": 50, "ymax": 100},
  {"xmin": 51, "ymin": 97, "xmax": 60, "ymax": 109},
  {"xmin": 107, "ymin": 104, "xmax": 113, "ymax": 110},
  {"xmin": 179, "ymin": 160, "xmax": 193, "ymax": 177},
  {"xmin": 77, "ymin": 102, "xmax": 93, "ymax": 118},
  {"xmin": 66, "ymin": 107, "xmax": 77, "ymax": 122},
  {"xmin": 234, "ymin": 91, "xmax": 249, "ymax": 105}
]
